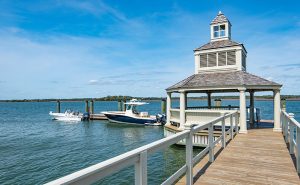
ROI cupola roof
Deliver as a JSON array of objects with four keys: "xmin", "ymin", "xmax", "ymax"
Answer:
[{"xmin": 210, "ymin": 11, "xmax": 230, "ymax": 25}]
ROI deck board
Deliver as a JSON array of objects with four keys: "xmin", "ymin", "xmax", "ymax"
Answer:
[{"xmin": 177, "ymin": 128, "xmax": 300, "ymax": 184}]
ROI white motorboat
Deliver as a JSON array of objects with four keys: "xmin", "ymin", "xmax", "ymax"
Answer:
[
  {"xmin": 49, "ymin": 110, "xmax": 83, "ymax": 121},
  {"xmin": 102, "ymin": 99, "xmax": 166, "ymax": 126}
]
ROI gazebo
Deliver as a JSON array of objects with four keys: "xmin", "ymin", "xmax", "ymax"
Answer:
[{"xmin": 164, "ymin": 11, "xmax": 282, "ymax": 141}]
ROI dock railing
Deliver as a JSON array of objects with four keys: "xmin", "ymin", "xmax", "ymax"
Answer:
[
  {"xmin": 46, "ymin": 111, "xmax": 239, "ymax": 185},
  {"xmin": 282, "ymin": 111, "xmax": 300, "ymax": 174}
]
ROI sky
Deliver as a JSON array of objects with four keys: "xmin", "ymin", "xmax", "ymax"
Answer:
[{"xmin": 0, "ymin": 0, "xmax": 299, "ymax": 99}]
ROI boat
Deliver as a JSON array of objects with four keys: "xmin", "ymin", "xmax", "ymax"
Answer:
[
  {"xmin": 49, "ymin": 110, "xmax": 89, "ymax": 121},
  {"xmin": 102, "ymin": 99, "xmax": 166, "ymax": 126}
]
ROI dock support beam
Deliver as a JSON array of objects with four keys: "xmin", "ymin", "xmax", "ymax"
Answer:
[
  {"xmin": 57, "ymin": 100, "xmax": 61, "ymax": 113},
  {"xmin": 249, "ymin": 91, "xmax": 255, "ymax": 128},
  {"xmin": 239, "ymin": 88, "xmax": 247, "ymax": 134},
  {"xmin": 179, "ymin": 91, "xmax": 186, "ymax": 129},
  {"xmin": 166, "ymin": 92, "xmax": 171, "ymax": 125},
  {"xmin": 273, "ymin": 89, "xmax": 282, "ymax": 132}
]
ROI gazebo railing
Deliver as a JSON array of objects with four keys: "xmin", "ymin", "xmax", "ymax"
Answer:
[
  {"xmin": 186, "ymin": 105, "xmax": 240, "ymax": 110},
  {"xmin": 282, "ymin": 111, "xmax": 300, "ymax": 174},
  {"xmin": 45, "ymin": 111, "xmax": 239, "ymax": 185}
]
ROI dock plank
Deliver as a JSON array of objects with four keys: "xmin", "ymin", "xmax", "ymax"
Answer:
[{"xmin": 177, "ymin": 128, "xmax": 300, "ymax": 184}]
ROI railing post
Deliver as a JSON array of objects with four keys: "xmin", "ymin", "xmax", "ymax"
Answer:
[
  {"xmin": 285, "ymin": 114, "xmax": 290, "ymax": 143},
  {"xmin": 135, "ymin": 151, "xmax": 147, "ymax": 185},
  {"xmin": 297, "ymin": 126, "xmax": 300, "ymax": 174},
  {"xmin": 208, "ymin": 123, "xmax": 214, "ymax": 162},
  {"xmin": 185, "ymin": 125, "xmax": 193, "ymax": 185},
  {"xmin": 230, "ymin": 114, "xmax": 233, "ymax": 139},
  {"xmin": 289, "ymin": 113, "xmax": 295, "ymax": 154},
  {"xmin": 222, "ymin": 116, "xmax": 226, "ymax": 148},
  {"xmin": 282, "ymin": 112, "xmax": 285, "ymax": 136},
  {"xmin": 235, "ymin": 113, "xmax": 239, "ymax": 134}
]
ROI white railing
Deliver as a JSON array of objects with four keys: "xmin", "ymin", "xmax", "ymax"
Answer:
[
  {"xmin": 281, "ymin": 111, "xmax": 300, "ymax": 174},
  {"xmin": 46, "ymin": 111, "xmax": 239, "ymax": 185}
]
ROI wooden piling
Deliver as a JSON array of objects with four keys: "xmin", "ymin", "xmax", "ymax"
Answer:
[
  {"xmin": 90, "ymin": 100, "xmax": 94, "ymax": 114},
  {"xmin": 118, "ymin": 101, "xmax": 122, "ymax": 111},
  {"xmin": 57, "ymin": 100, "xmax": 61, "ymax": 113},
  {"xmin": 85, "ymin": 100, "xmax": 89, "ymax": 113},
  {"xmin": 161, "ymin": 98, "xmax": 166, "ymax": 114},
  {"xmin": 122, "ymin": 99, "xmax": 127, "ymax": 111}
]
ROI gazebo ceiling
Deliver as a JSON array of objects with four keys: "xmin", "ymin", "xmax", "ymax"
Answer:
[{"xmin": 166, "ymin": 71, "xmax": 282, "ymax": 92}]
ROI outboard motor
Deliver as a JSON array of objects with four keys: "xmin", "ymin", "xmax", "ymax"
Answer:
[
  {"xmin": 156, "ymin": 114, "xmax": 166, "ymax": 125},
  {"xmin": 82, "ymin": 112, "xmax": 90, "ymax": 121}
]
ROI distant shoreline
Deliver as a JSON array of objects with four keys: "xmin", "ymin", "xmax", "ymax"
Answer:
[{"xmin": 0, "ymin": 95, "xmax": 300, "ymax": 102}]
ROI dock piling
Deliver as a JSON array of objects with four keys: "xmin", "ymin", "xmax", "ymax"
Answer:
[
  {"xmin": 85, "ymin": 100, "xmax": 89, "ymax": 113},
  {"xmin": 90, "ymin": 100, "xmax": 94, "ymax": 114},
  {"xmin": 122, "ymin": 99, "xmax": 127, "ymax": 111},
  {"xmin": 57, "ymin": 100, "xmax": 61, "ymax": 113},
  {"xmin": 118, "ymin": 101, "xmax": 122, "ymax": 111},
  {"xmin": 161, "ymin": 98, "xmax": 166, "ymax": 114}
]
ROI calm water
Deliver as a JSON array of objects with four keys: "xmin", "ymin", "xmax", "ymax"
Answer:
[{"xmin": 0, "ymin": 100, "xmax": 299, "ymax": 184}]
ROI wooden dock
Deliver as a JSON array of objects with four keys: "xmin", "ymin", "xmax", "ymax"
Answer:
[
  {"xmin": 177, "ymin": 128, "xmax": 300, "ymax": 184},
  {"xmin": 90, "ymin": 113, "xmax": 108, "ymax": 120}
]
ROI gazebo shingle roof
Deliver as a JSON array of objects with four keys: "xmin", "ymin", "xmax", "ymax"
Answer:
[
  {"xmin": 167, "ymin": 71, "xmax": 281, "ymax": 91},
  {"xmin": 194, "ymin": 40, "xmax": 243, "ymax": 51}
]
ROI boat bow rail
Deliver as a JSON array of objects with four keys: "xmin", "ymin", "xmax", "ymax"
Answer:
[{"xmin": 45, "ymin": 111, "xmax": 239, "ymax": 185}]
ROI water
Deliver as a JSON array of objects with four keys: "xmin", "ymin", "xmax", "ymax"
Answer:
[{"xmin": 0, "ymin": 100, "xmax": 299, "ymax": 184}]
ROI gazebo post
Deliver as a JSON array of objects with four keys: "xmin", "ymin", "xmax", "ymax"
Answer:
[
  {"xmin": 207, "ymin": 92, "xmax": 212, "ymax": 109},
  {"xmin": 166, "ymin": 92, "xmax": 172, "ymax": 126},
  {"xmin": 239, "ymin": 88, "xmax": 247, "ymax": 134},
  {"xmin": 273, "ymin": 89, "xmax": 282, "ymax": 132},
  {"xmin": 249, "ymin": 91, "xmax": 255, "ymax": 128},
  {"xmin": 179, "ymin": 90, "xmax": 186, "ymax": 129}
]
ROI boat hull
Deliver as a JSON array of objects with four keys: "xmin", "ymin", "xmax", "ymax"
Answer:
[
  {"xmin": 103, "ymin": 113, "xmax": 157, "ymax": 125},
  {"xmin": 49, "ymin": 112, "xmax": 82, "ymax": 122}
]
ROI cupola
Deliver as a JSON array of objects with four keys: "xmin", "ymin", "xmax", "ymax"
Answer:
[
  {"xmin": 194, "ymin": 11, "xmax": 247, "ymax": 74},
  {"xmin": 210, "ymin": 11, "xmax": 231, "ymax": 41}
]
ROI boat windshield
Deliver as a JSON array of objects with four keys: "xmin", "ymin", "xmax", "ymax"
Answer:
[{"xmin": 127, "ymin": 105, "xmax": 139, "ymax": 114}]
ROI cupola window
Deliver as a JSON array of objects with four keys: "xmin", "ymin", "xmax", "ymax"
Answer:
[{"xmin": 213, "ymin": 24, "xmax": 226, "ymax": 38}]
